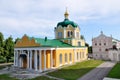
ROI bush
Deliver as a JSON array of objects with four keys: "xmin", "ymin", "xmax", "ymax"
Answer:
[
  {"xmin": 0, "ymin": 56, "xmax": 6, "ymax": 63},
  {"xmin": 9, "ymin": 57, "xmax": 14, "ymax": 62}
]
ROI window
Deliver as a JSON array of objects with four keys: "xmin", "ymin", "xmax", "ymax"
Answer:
[
  {"xmin": 104, "ymin": 43, "xmax": 106, "ymax": 46},
  {"xmin": 59, "ymin": 54, "xmax": 62, "ymax": 64},
  {"xmin": 69, "ymin": 53, "xmax": 72, "ymax": 62},
  {"xmin": 68, "ymin": 31, "xmax": 73, "ymax": 37},
  {"xmin": 105, "ymin": 49, "xmax": 108, "ymax": 51},
  {"xmin": 71, "ymin": 31, "xmax": 73, "ymax": 36},
  {"xmin": 65, "ymin": 53, "xmax": 67, "ymax": 63},
  {"xmin": 78, "ymin": 42, "xmax": 81, "ymax": 46},
  {"xmin": 99, "ymin": 43, "xmax": 101, "ymax": 46},
  {"xmin": 58, "ymin": 32, "xmax": 62, "ymax": 38},
  {"xmin": 76, "ymin": 32, "xmax": 79, "ymax": 38},
  {"xmin": 95, "ymin": 43, "xmax": 97, "ymax": 46},
  {"xmin": 67, "ymin": 31, "xmax": 70, "ymax": 37}
]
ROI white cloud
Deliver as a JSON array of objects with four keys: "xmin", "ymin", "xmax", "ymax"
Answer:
[{"xmin": 0, "ymin": 0, "xmax": 120, "ymax": 41}]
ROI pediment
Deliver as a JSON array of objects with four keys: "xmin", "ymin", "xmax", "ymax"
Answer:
[{"xmin": 15, "ymin": 35, "xmax": 40, "ymax": 48}]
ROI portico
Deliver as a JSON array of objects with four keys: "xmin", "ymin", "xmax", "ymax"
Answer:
[{"xmin": 14, "ymin": 48, "xmax": 55, "ymax": 72}]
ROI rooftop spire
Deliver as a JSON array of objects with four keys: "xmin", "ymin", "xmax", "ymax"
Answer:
[
  {"xmin": 64, "ymin": 7, "xmax": 69, "ymax": 19},
  {"xmin": 101, "ymin": 31, "xmax": 103, "ymax": 34}
]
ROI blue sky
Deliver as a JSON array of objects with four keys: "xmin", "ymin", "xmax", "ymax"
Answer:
[{"xmin": 0, "ymin": 0, "xmax": 120, "ymax": 45}]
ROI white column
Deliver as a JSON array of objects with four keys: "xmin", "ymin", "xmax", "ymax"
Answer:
[
  {"xmin": 30, "ymin": 50, "xmax": 32, "ymax": 69},
  {"xmin": 16, "ymin": 50, "xmax": 19, "ymax": 66},
  {"xmin": 19, "ymin": 50, "xmax": 21, "ymax": 67},
  {"xmin": 44, "ymin": 50, "xmax": 46, "ymax": 71},
  {"xmin": 34, "ymin": 50, "xmax": 38, "ymax": 71},
  {"xmin": 50, "ymin": 50, "xmax": 53, "ymax": 68},
  {"xmin": 39, "ymin": 50, "xmax": 42, "ymax": 72},
  {"xmin": 14, "ymin": 50, "xmax": 16, "ymax": 66},
  {"xmin": 74, "ymin": 29, "xmax": 76, "ymax": 38},
  {"xmin": 27, "ymin": 50, "xmax": 30, "ymax": 69},
  {"xmin": 21, "ymin": 50, "xmax": 23, "ymax": 67},
  {"xmin": 64, "ymin": 28, "xmax": 66, "ymax": 38}
]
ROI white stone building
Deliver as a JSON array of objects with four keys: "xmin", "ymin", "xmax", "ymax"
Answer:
[
  {"xmin": 108, "ymin": 50, "xmax": 120, "ymax": 61},
  {"xmin": 92, "ymin": 31, "xmax": 120, "ymax": 60}
]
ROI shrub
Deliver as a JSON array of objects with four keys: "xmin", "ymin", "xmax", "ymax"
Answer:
[
  {"xmin": 9, "ymin": 57, "xmax": 14, "ymax": 62},
  {"xmin": 0, "ymin": 56, "xmax": 6, "ymax": 63}
]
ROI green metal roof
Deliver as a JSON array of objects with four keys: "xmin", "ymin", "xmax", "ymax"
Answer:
[
  {"xmin": 57, "ymin": 19, "xmax": 78, "ymax": 28},
  {"xmin": 29, "ymin": 37, "xmax": 73, "ymax": 47}
]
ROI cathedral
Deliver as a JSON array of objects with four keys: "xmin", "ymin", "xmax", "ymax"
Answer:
[{"xmin": 14, "ymin": 10, "xmax": 88, "ymax": 72}]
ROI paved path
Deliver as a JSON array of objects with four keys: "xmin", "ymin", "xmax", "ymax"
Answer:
[
  {"xmin": 77, "ymin": 61, "xmax": 116, "ymax": 80},
  {"xmin": 0, "ymin": 63, "xmax": 13, "ymax": 66}
]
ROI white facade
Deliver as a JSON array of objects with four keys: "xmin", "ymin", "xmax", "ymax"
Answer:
[
  {"xmin": 108, "ymin": 50, "xmax": 120, "ymax": 61},
  {"xmin": 92, "ymin": 31, "xmax": 112, "ymax": 60},
  {"xmin": 92, "ymin": 31, "xmax": 120, "ymax": 60}
]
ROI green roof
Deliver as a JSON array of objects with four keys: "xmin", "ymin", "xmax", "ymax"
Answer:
[
  {"xmin": 57, "ymin": 19, "xmax": 78, "ymax": 28},
  {"xmin": 29, "ymin": 37, "xmax": 73, "ymax": 47}
]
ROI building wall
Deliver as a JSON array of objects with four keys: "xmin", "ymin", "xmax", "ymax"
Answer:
[
  {"xmin": 108, "ymin": 50, "xmax": 120, "ymax": 61},
  {"xmin": 92, "ymin": 32, "xmax": 112, "ymax": 60},
  {"xmin": 55, "ymin": 25, "xmax": 85, "ymax": 47},
  {"xmin": 72, "ymin": 39, "xmax": 85, "ymax": 46},
  {"xmin": 55, "ymin": 48, "xmax": 88, "ymax": 68}
]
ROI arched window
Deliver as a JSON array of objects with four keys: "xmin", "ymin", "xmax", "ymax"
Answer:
[
  {"xmin": 69, "ymin": 53, "xmax": 72, "ymax": 62},
  {"xmin": 71, "ymin": 31, "xmax": 73, "ymax": 36},
  {"xmin": 59, "ymin": 54, "xmax": 62, "ymax": 64},
  {"xmin": 65, "ymin": 53, "xmax": 67, "ymax": 63},
  {"xmin": 78, "ymin": 42, "xmax": 81, "ymax": 46},
  {"xmin": 58, "ymin": 32, "xmax": 62, "ymax": 38},
  {"xmin": 67, "ymin": 31, "xmax": 70, "ymax": 37}
]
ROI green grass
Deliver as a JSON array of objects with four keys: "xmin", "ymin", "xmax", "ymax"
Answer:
[
  {"xmin": 107, "ymin": 63, "xmax": 120, "ymax": 79},
  {"xmin": 48, "ymin": 60, "xmax": 103, "ymax": 80},
  {"xmin": 0, "ymin": 74, "xmax": 18, "ymax": 80},
  {"xmin": 0, "ymin": 74, "xmax": 54, "ymax": 80},
  {"xmin": 28, "ymin": 76, "xmax": 54, "ymax": 80}
]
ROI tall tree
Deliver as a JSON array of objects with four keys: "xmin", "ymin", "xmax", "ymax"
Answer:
[
  {"xmin": 0, "ymin": 32, "xmax": 4, "ymax": 56},
  {"xmin": 14, "ymin": 37, "xmax": 20, "ymax": 44},
  {"xmin": 4, "ymin": 36, "xmax": 14, "ymax": 62}
]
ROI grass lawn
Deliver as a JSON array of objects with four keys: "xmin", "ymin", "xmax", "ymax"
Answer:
[
  {"xmin": 0, "ymin": 74, "xmax": 18, "ymax": 80},
  {"xmin": 28, "ymin": 76, "xmax": 54, "ymax": 80},
  {"xmin": 107, "ymin": 63, "xmax": 120, "ymax": 79},
  {"xmin": 0, "ymin": 74, "xmax": 54, "ymax": 80},
  {"xmin": 48, "ymin": 60, "xmax": 103, "ymax": 80}
]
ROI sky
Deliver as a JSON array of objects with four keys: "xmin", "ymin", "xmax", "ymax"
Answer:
[{"xmin": 0, "ymin": 0, "xmax": 120, "ymax": 45}]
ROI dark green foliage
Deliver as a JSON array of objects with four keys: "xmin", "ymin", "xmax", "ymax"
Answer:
[
  {"xmin": 0, "ymin": 32, "xmax": 15, "ymax": 63},
  {"xmin": 4, "ymin": 36, "xmax": 14, "ymax": 62},
  {"xmin": 0, "ymin": 32, "xmax": 4, "ymax": 57},
  {"xmin": 88, "ymin": 46, "xmax": 92, "ymax": 53},
  {"xmin": 85, "ymin": 43, "xmax": 92, "ymax": 53},
  {"xmin": 14, "ymin": 38, "xmax": 20, "ymax": 44},
  {"xmin": 81, "ymin": 35, "xmax": 85, "ymax": 40}
]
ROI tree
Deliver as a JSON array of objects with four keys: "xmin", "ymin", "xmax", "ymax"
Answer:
[
  {"xmin": 85, "ymin": 43, "xmax": 92, "ymax": 53},
  {"xmin": 88, "ymin": 46, "xmax": 92, "ymax": 53},
  {"xmin": 15, "ymin": 37, "xmax": 20, "ymax": 44},
  {"xmin": 81, "ymin": 35, "xmax": 85, "ymax": 40},
  {"xmin": 0, "ymin": 32, "xmax": 4, "ymax": 56},
  {"xmin": 4, "ymin": 36, "xmax": 14, "ymax": 62}
]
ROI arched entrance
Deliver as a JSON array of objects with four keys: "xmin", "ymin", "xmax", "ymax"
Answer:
[{"xmin": 20, "ymin": 53, "xmax": 27, "ymax": 68}]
